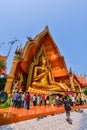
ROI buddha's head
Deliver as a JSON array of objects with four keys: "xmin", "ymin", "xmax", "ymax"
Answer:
[{"xmin": 41, "ymin": 56, "xmax": 47, "ymax": 66}]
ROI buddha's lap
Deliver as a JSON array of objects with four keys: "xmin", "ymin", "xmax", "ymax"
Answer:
[
  {"xmin": 32, "ymin": 82, "xmax": 67, "ymax": 88},
  {"xmin": 32, "ymin": 83, "xmax": 65, "ymax": 91}
]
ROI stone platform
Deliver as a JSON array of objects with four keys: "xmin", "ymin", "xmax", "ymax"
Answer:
[{"xmin": 0, "ymin": 105, "xmax": 87, "ymax": 126}]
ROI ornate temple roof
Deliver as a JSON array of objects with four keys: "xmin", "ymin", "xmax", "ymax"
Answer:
[
  {"xmin": 19, "ymin": 26, "xmax": 68, "ymax": 78},
  {"xmin": 74, "ymin": 75, "xmax": 87, "ymax": 88}
]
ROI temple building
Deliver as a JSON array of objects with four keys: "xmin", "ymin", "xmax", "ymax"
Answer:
[{"xmin": 4, "ymin": 26, "xmax": 87, "ymax": 97}]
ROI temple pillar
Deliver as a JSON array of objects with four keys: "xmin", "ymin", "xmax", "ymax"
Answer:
[
  {"xmin": 69, "ymin": 75, "xmax": 75, "ymax": 92},
  {"xmin": 4, "ymin": 57, "xmax": 19, "ymax": 95},
  {"xmin": 68, "ymin": 68, "xmax": 75, "ymax": 92}
]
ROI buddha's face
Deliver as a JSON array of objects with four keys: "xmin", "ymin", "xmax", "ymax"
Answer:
[{"xmin": 41, "ymin": 56, "xmax": 47, "ymax": 65}]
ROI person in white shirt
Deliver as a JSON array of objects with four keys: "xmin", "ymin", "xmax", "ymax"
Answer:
[
  {"xmin": 71, "ymin": 95, "xmax": 75, "ymax": 106},
  {"xmin": 21, "ymin": 92, "xmax": 26, "ymax": 107}
]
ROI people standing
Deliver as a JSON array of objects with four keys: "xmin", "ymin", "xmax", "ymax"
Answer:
[
  {"xmin": 12, "ymin": 91, "xmax": 19, "ymax": 108},
  {"xmin": 39, "ymin": 94, "xmax": 42, "ymax": 106},
  {"xmin": 25, "ymin": 92, "xmax": 30, "ymax": 109},
  {"xmin": 64, "ymin": 96, "xmax": 72, "ymax": 124},
  {"xmin": 21, "ymin": 92, "xmax": 26, "ymax": 107},
  {"xmin": 17, "ymin": 91, "xmax": 22, "ymax": 108},
  {"xmin": 55, "ymin": 95, "xmax": 59, "ymax": 106},
  {"xmin": 37, "ymin": 95, "xmax": 40, "ymax": 106},
  {"xmin": 71, "ymin": 95, "xmax": 75, "ymax": 106},
  {"xmin": 46, "ymin": 96, "xmax": 50, "ymax": 106},
  {"xmin": 24, "ymin": 92, "xmax": 27, "ymax": 109},
  {"xmin": 42, "ymin": 94, "xmax": 45, "ymax": 105},
  {"xmin": 32, "ymin": 94, "xmax": 37, "ymax": 106}
]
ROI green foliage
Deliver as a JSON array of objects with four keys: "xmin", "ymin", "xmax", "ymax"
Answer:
[
  {"xmin": 0, "ymin": 77, "xmax": 7, "ymax": 90},
  {"xmin": 0, "ymin": 98, "xmax": 11, "ymax": 108},
  {"xmin": 0, "ymin": 59, "xmax": 6, "ymax": 70},
  {"xmin": 84, "ymin": 87, "xmax": 87, "ymax": 95}
]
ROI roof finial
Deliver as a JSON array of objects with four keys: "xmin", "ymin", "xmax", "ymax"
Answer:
[
  {"xmin": 69, "ymin": 67, "xmax": 72, "ymax": 75},
  {"xmin": 45, "ymin": 25, "xmax": 49, "ymax": 31}
]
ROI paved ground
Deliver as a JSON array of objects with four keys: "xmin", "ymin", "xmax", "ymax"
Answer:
[{"xmin": 0, "ymin": 108, "xmax": 87, "ymax": 130}]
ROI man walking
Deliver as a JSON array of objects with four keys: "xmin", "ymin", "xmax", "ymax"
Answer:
[{"xmin": 64, "ymin": 96, "xmax": 72, "ymax": 124}]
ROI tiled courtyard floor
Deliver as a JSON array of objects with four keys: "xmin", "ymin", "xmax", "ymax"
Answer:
[
  {"xmin": 0, "ymin": 104, "xmax": 87, "ymax": 130},
  {"xmin": 1, "ymin": 108, "xmax": 87, "ymax": 130}
]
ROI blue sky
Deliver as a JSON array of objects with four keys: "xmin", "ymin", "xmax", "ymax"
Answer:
[{"xmin": 0, "ymin": 0, "xmax": 87, "ymax": 78}]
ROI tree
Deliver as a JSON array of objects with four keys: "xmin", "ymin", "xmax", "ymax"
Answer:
[
  {"xmin": 0, "ymin": 76, "xmax": 7, "ymax": 90},
  {"xmin": 83, "ymin": 87, "xmax": 87, "ymax": 95},
  {"xmin": 0, "ymin": 59, "xmax": 6, "ymax": 73}
]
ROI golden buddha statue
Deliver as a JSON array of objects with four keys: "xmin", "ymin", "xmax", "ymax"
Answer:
[{"xmin": 32, "ymin": 56, "xmax": 68, "ymax": 92}]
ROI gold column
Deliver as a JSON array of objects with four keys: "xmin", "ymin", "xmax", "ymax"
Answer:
[
  {"xmin": 69, "ymin": 75, "xmax": 75, "ymax": 92},
  {"xmin": 4, "ymin": 58, "xmax": 19, "ymax": 95}
]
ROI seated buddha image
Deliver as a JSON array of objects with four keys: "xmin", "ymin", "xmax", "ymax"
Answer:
[{"xmin": 32, "ymin": 55, "xmax": 68, "ymax": 92}]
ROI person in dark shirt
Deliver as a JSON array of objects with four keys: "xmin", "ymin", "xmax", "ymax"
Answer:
[
  {"xmin": 64, "ymin": 96, "xmax": 72, "ymax": 124},
  {"xmin": 17, "ymin": 91, "xmax": 22, "ymax": 108}
]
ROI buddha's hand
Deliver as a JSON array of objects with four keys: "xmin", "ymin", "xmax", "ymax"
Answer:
[
  {"xmin": 33, "ymin": 71, "xmax": 48, "ymax": 82},
  {"xmin": 44, "ymin": 67, "xmax": 49, "ymax": 74}
]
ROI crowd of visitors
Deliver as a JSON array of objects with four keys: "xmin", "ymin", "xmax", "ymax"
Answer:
[
  {"xmin": 9, "ymin": 80, "xmax": 87, "ymax": 125},
  {"xmin": 10, "ymin": 89, "xmax": 87, "ymax": 125},
  {"xmin": 11, "ymin": 89, "xmax": 87, "ymax": 110},
  {"xmin": 11, "ymin": 91, "xmax": 49, "ymax": 109}
]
